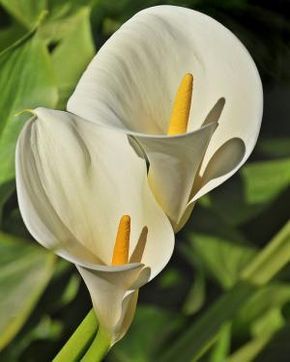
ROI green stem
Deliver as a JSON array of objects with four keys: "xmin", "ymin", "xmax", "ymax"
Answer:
[
  {"xmin": 53, "ymin": 309, "xmax": 98, "ymax": 362},
  {"xmin": 241, "ymin": 221, "xmax": 290, "ymax": 284},
  {"xmin": 81, "ymin": 326, "xmax": 111, "ymax": 362}
]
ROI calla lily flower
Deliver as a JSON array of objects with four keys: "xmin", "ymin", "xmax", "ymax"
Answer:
[
  {"xmin": 67, "ymin": 6, "xmax": 263, "ymax": 231},
  {"xmin": 15, "ymin": 108, "xmax": 174, "ymax": 344}
]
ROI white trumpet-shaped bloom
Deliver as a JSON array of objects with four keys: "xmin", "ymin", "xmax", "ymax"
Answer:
[
  {"xmin": 16, "ymin": 108, "xmax": 174, "ymax": 343},
  {"xmin": 68, "ymin": 6, "xmax": 263, "ymax": 231}
]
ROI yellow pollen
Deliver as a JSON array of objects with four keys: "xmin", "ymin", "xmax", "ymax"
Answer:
[
  {"xmin": 167, "ymin": 73, "xmax": 193, "ymax": 135},
  {"xmin": 112, "ymin": 215, "xmax": 130, "ymax": 266}
]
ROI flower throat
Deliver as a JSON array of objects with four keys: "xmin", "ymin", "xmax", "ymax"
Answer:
[{"xmin": 111, "ymin": 74, "xmax": 193, "ymax": 265}]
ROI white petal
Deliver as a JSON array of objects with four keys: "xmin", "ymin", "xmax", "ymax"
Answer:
[
  {"xmin": 68, "ymin": 5, "xmax": 262, "ymax": 148},
  {"xmin": 16, "ymin": 118, "xmax": 100, "ymax": 266},
  {"xmin": 68, "ymin": 5, "xmax": 262, "ymax": 211},
  {"xmin": 132, "ymin": 122, "xmax": 217, "ymax": 229},
  {"xmin": 16, "ymin": 108, "xmax": 174, "ymax": 278},
  {"xmin": 190, "ymin": 137, "xmax": 246, "ymax": 203},
  {"xmin": 77, "ymin": 264, "xmax": 150, "ymax": 343}
]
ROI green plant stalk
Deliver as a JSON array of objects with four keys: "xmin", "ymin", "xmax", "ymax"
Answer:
[
  {"xmin": 53, "ymin": 309, "xmax": 98, "ymax": 362},
  {"xmin": 241, "ymin": 221, "xmax": 290, "ymax": 284},
  {"xmin": 227, "ymin": 334, "xmax": 273, "ymax": 362},
  {"xmin": 81, "ymin": 326, "xmax": 111, "ymax": 362},
  {"xmin": 159, "ymin": 281, "xmax": 257, "ymax": 362},
  {"xmin": 209, "ymin": 323, "xmax": 231, "ymax": 362}
]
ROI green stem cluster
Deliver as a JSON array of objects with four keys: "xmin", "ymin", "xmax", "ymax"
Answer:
[{"xmin": 53, "ymin": 309, "xmax": 110, "ymax": 362}]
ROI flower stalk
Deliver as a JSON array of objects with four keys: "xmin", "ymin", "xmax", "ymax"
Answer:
[
  {"xmin": 53, "ymin": 309, "xmax": 98, "ymax": 362},
  {"xmin": 81, "ymin": 326, "xmax": 111, "ymax": 362}
]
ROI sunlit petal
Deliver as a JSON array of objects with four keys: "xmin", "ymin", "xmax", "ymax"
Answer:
[
  {"xmin": 68, "ymin": 6, "xmax": 263, "ymax": 228},
  {"xmin": 16, "ymin": 107, "xmax": 175, "ymax": 339}
]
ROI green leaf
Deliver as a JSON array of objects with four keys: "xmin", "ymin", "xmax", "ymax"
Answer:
[
  {"xmin": 158, "ymin": 267, "xmax": 184, "ymax": 289},
  {"xmin": 0, "ymin": 31, "xmax": 58, "ymax": 186},
  {"xmin": 1, "ymin": 315, "xmax": 64, "ymax": 361},
  {"xmin": 182, "ymin": 270, "xmax": 205, "ymax": 315},
  {"xmin": 0, "ymin": 0, "xmax": 46, "ymax": 29},
  {"xmin": 47, "ymin": 0, "xmax": 92, "ymax": 20},
  {"xmin": 209, "ymin": 158, "xmax": 290, "ymax": 225},
  {"xmin": 58, "ymin": 274, "xmax": 81, "ymax": 307},
  {"xmin": 0, "ymin": 232, "xmax": 55, "ymax": 350},
  {"xmin": 158, "ymin": 222, "xmax": 290, "ymax": 362},
  {"xmin": 0, "ymin": 21, "xmax": 26, "ymax": 52},
  {"xmin": 184, "ymin": 233, "xmax": 256, "ymax": 289},
  {"xmin": 50, "ymin": 7, "xmax": 95, "ymax": 108},
  {"xmin": 38, "ymin": 7, "xmax": 95, "ymax": 108}
]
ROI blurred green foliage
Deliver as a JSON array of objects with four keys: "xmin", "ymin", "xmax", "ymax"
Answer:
[{"xmin": 0, "ymin": 0, "xmax": 289, "ymax": 361}]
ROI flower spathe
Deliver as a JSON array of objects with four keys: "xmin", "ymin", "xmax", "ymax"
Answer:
[
  {"xmin": 16, "ymin": 108, "xmax": 174, "ymax": 344},
  {"xmin": 68, "ymin": 6, "xmax": 263, "ymax": 231}
]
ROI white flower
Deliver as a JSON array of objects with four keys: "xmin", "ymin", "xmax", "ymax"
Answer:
[
  {"xmin": 15, "ymin": 108, "xmax": 174, "ymax": 344},
  {"xmin": 67, "ymin": 6, "xmax": 263, "ymax": 231}
]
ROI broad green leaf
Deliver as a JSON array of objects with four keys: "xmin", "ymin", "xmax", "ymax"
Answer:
[
  {"xmin": 158, "ymin": 222, "xmax": 290, "ymax": 362},
  {"xmin": 242, "ymin": 159, "xmax": 290, "ymax": 205},
  {"xmin": 0, "ymin": 21, "xmax": 26, "ymax": 52},
  {"xmin": 209, "ymin": 158, "xmax": 290, "ymax": 225},
  {"xmin": 183, "ymin": 233, "xmax": 256, "ymax": 289},
  {"xmin": 49, "ymin": 7, "xmax": 95, "ymax": 108},
  {"xmin": 47, "ymin": 0, "xmax": 92, "ymax": 20},
  {"xmin": 1, "ymin": 316, "xmax": 63, "ymax": 361},
  {"xmin": 0, "ymin": 31, "xmax": 58, "ymax": 186},
  {"xmin": 2, "ymin": 262, "xmax": 82, "ymax": 360},
  {"xmin": 37, "ymin": 7, "xmax": 95, "ymax": 108},
  {"xmin": 0, "ymin": 0, "xmax": 46, "ymax": 29},
  {"xmin": 2, "ymin": 207, "xmax": 30, "ymax": 238},
  {"xmin": 0, "ymin": 232, "xmax": 55, "ymax": 350}
]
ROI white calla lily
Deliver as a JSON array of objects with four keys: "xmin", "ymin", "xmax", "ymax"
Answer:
[
  {"xmin": 16, "ymin": 107, "xmax": 174, "ymax": 344},
  {"xmin": 67, "ymin": 5, "xmax": 263, "ymax": 231}
]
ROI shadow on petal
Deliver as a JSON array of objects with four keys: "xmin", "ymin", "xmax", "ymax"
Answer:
[
  {"xmin": 190, "ymin": 137, "xmax": 246, "ymax": 202},
  {"xmin": 113, "ymin": 290, "xmax": 139, "ymax": 344},
  {"xmin": 130, "ymin": 226, "xmax": 148, "ymax": 263},
  {"xmin": 201, "ymin": 97, "xmax": 226, "ymax": 127}
]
